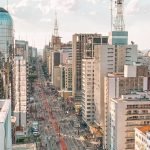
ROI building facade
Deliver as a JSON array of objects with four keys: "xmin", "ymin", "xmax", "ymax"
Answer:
[
  {"xmin": 0, "ymin": 99, "xmax": 12, "ymax": 150},
  {"xmin": 82, "ymin": 59, "xmax": 94, "ymax": 123},
  {"xmin": 0, "ymin": 8, "xmax": 14, "ymax": 60},
  {"xmin": 109, "ymin": 92, "xmax": 150, "ymax": 150},
  {"xmin": 104, "ymin": 65, "xmax": 148, "ymax": 149},
  {"xmin": 15, "ymin": 40, "xmax": 29, "ymax": 62},
  {"xmin": 72, "ymin": 34, "xmax": 107, "ymax": 101},
  {"xmin": 94, "ymin": 43, "xmax": 138, "ymax": 127},
  {"xmin": 135, "ymin": 126, "xmax": 150, "ymax": 150},
  {"xmin": 13, "ymin": 56, "xmax": 28, "ymax": 129}
]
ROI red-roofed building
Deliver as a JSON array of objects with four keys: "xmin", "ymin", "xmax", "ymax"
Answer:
[{"xmin": 135, "ymin": 126, "xmax": 150, "ymax": 150}]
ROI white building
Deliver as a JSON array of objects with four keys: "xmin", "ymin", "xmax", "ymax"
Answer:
[
  {"xmin": 82, "ymin": 59, "xmax": 94, "ymax": 123},
  {"xmin": 104, "ymin": 65, "xmax": 148, "ymax": 148},
  {"xmin": 135, "ymin": 126, "xmax": 150, "ymax": 150},
  {"xmin": 0, "ymin": 99, "xmax": 12, "ymax": 150},
  {"xmin": 94, "ymin": 44, "xmax": 138, "ymax": 127},
  {"xmin": 109, "ymin": 92, "xmax": 150, "ymax": 150},
  {"xmin": 13, "ymin": 56, "xmax": 27, "ymax": 129}
]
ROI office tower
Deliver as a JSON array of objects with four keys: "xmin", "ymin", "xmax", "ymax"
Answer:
[
  {"xmin": 43, "ymin": 45, "xmax": 50, "ymax": 64},
  {"xmin": 51, "ymin": 51, "xmax": 61, "ymax": 89},
  {"xmin": 0, "ymin": 8, "xmax": 14, "ymax": 60},
  {"xmin": 59, "ymin": 46, "xmax": 72, "ymax": 99},
  {"xmin": 0, "ymin": 8, "xmax": 14, "ymax": 100},
  {"xmin": 28, "ymin": 46, "xmax": 37, "ymax": 64},
  {"xmin": 135, "ymin": 126, "xmax": 150, "ymax": 150},
  {"xmin": 60, "ymin": 46, "xmax": 72, "ymax": 65},
  {"xmin": 0, "ymin": 99, "xmax": 12, "ymax": 150},
  {"xmin": 15, "ymin": 40, "xmax": 29, "ymax": 62},
  {"xmin": 60, "ymin": 63, "xmax": 72, "ymax": 91},
  {"xmin": 13, "ymin": 56, "xmax": 28, "ymax": 129},
  {"xmin": 82, "ymin": 59, "xmax": 94, "ymax": 123},
  {"xmin": 72, "ymin": 34, "xmax": 107, "ymax": 101},
  {"xmin": 104, "ymin": 65, "xmax": 148, "ymax": 149},
  {"xmin": 94, "ymin": 43, "xmax": 138, "ymax": 127},
  {"xmin": 109, "ymin": 92, "xmax": 150, "ymax": 150}
]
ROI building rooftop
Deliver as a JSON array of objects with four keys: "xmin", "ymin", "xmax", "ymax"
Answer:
[
  {"xmin": 12, "ymin": 143, "xmax": 36, "ymax": 150},
  {"xmin": 138, "ymin": 126, "xmax": 150, "ymax": 134},
  {"xmin": 108, "ymin": 72, "xmax": 124, "ymax": 77}
]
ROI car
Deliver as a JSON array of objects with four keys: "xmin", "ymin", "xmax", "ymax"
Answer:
[{"xmin": 33, "ymin": 131, "xmax": 40, "ymax": 136}]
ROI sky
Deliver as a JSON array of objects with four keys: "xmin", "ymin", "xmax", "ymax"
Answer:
[{"xmin": 0, "ymin": 0, "xmax": 150, "ymax": 50}]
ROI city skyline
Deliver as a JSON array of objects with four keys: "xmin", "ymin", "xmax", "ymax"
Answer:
[{"xmin": 0, "ymin": 0, "xmax": 150, "ymax": 50}]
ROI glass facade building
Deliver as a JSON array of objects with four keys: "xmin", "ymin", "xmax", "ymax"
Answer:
[{"xmin": 0, "ymin": 8, "xmax": 14, "ymax": 60}]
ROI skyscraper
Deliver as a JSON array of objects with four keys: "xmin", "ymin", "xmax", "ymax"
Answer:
[
  {"xmin": 72, "ymin": 34, "xmax": 106, "ymax": 101},
  {"xmin": 0, "ymin": 8, "xmax": 14, "ymax": 99},
  {"xmin": 0, "ymin": 8, "xmax": 14, "ymax": 60}
]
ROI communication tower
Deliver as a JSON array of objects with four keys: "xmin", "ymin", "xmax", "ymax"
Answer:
[{"xmin": 113, "ymin": 0, "xmax": 125, "ymax": 31}]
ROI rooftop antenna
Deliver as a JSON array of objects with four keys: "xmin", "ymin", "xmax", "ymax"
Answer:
[
  {"xmin": 54, "ymin": 10, "xmax": 59, "ymax": 37},
  {"xmin": 114, "ymin": 0, "xmax": 125, "ymax": 31}
]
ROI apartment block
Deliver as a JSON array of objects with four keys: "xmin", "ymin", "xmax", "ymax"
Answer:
[
  {"xmin": 109, "ymin": 92, "xmax": 150, "ymax": 150},
  {"xmin": 13, "ymin": 56, "xmax": 28, "ymax": 129},
  {"xmin": 135, "ymin": 126, "xmax": 150, "ymax": 150},
  {"xmin": 72, "ymin": 34, "xmax": 108, "ymax": 101},
  {"xmin": 82, "ymin": 59, "xmax": 94, "ymax": 123},
  {"xmin": 104, "ymin": 65, "xmax": 148, "ymax": 149},
  {"xmin": 94, "ymin": 44, "xmax": 138, "ymax": 127},
  {"xmin": 0, "ymin": 99, "xmax": 12, "ymax": 150}
]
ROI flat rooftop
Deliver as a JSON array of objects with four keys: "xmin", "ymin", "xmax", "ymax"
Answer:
[
  {"xmin": 138, "ymin": 126, "xmax": 150, "ymax": 134},
  {"xmin": 12, "ymin": 143, "xmax": 36, "ymax": 150}
]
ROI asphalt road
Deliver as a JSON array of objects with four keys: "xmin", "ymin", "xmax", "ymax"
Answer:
[{"xmin": 30, "ymin": 59, "xmax": 98, "ymax": 150}]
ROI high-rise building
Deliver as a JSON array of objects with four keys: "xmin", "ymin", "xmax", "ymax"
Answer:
[
  {"xmin": 15, "ymin": 40, "xmax": 29, "ymax": 62},
  {"xmin": 0, "ymin": 99, "xmax": 12, "ymax": 150},
  {"xmin": 94, "ymin": 43, "xmax": 138, "ymax": 127},
  {"xmin": 43, "ymin": 45, "xmax": 50, "ymax": 64},
  {"xmin": 82, "ymin": 59, "xmax": 94, "ymax": 123},
  {"xmin": 51, "ymin": 51, "xmax": 61, "ymax": 89},
  {"xmin": 0, "ymin": 8, "xmax": 14, "ymax": 60},
  {"xmin": 0, "ymin": 8, "xmax": 14, "ymax": 100},
  {"xmin": 72, "ymin": 34, "xmax": 108, "ymax": 101},
  {"xmin": 104, "ymin": 65, "xmax": 148, "ymax": 149},
  {"xmin": 60, "ymin": 63, "xmax": 72, "ymax": 91},
  {"xmin": 135, "ymin": 126, "xmax": 150, "ymax": 150},
  {"xmin": 13, "ymin": 56, "xmax": 28, "ymax": 129},
  {"xmin": 109, "ymin": 92, "xmax": 150, "ymax": 150}
]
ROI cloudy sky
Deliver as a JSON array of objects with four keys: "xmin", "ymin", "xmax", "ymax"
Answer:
[{"xmin": 0, "ymin": 0, "xmax": 150, "ymax": 50}]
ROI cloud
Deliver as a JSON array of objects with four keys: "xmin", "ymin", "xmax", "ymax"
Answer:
[
  {"xmin": 89, "ymin": 11, "xmax": 97, "ymax": 15},
  {"xmin": 49, "ymin": 0, "xmax": 77, "ymax": 12},
  {"xmin": 37, "ymin": 3, "xmax": 50, "ymax": 15},
  {"xmin": 86, "ymin": 0, "xmax": 100, "ymax": 4},
  {"xmin": 40, "ymin": 18, "xmax": 51, "ymax": 23},
  {"xmin": 15, "ymin": 0, "xmax": 29, "ymax": 8},
  {"xmin": 125, "ymin": 0, "xmax": 140, "ymax": 15}
]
